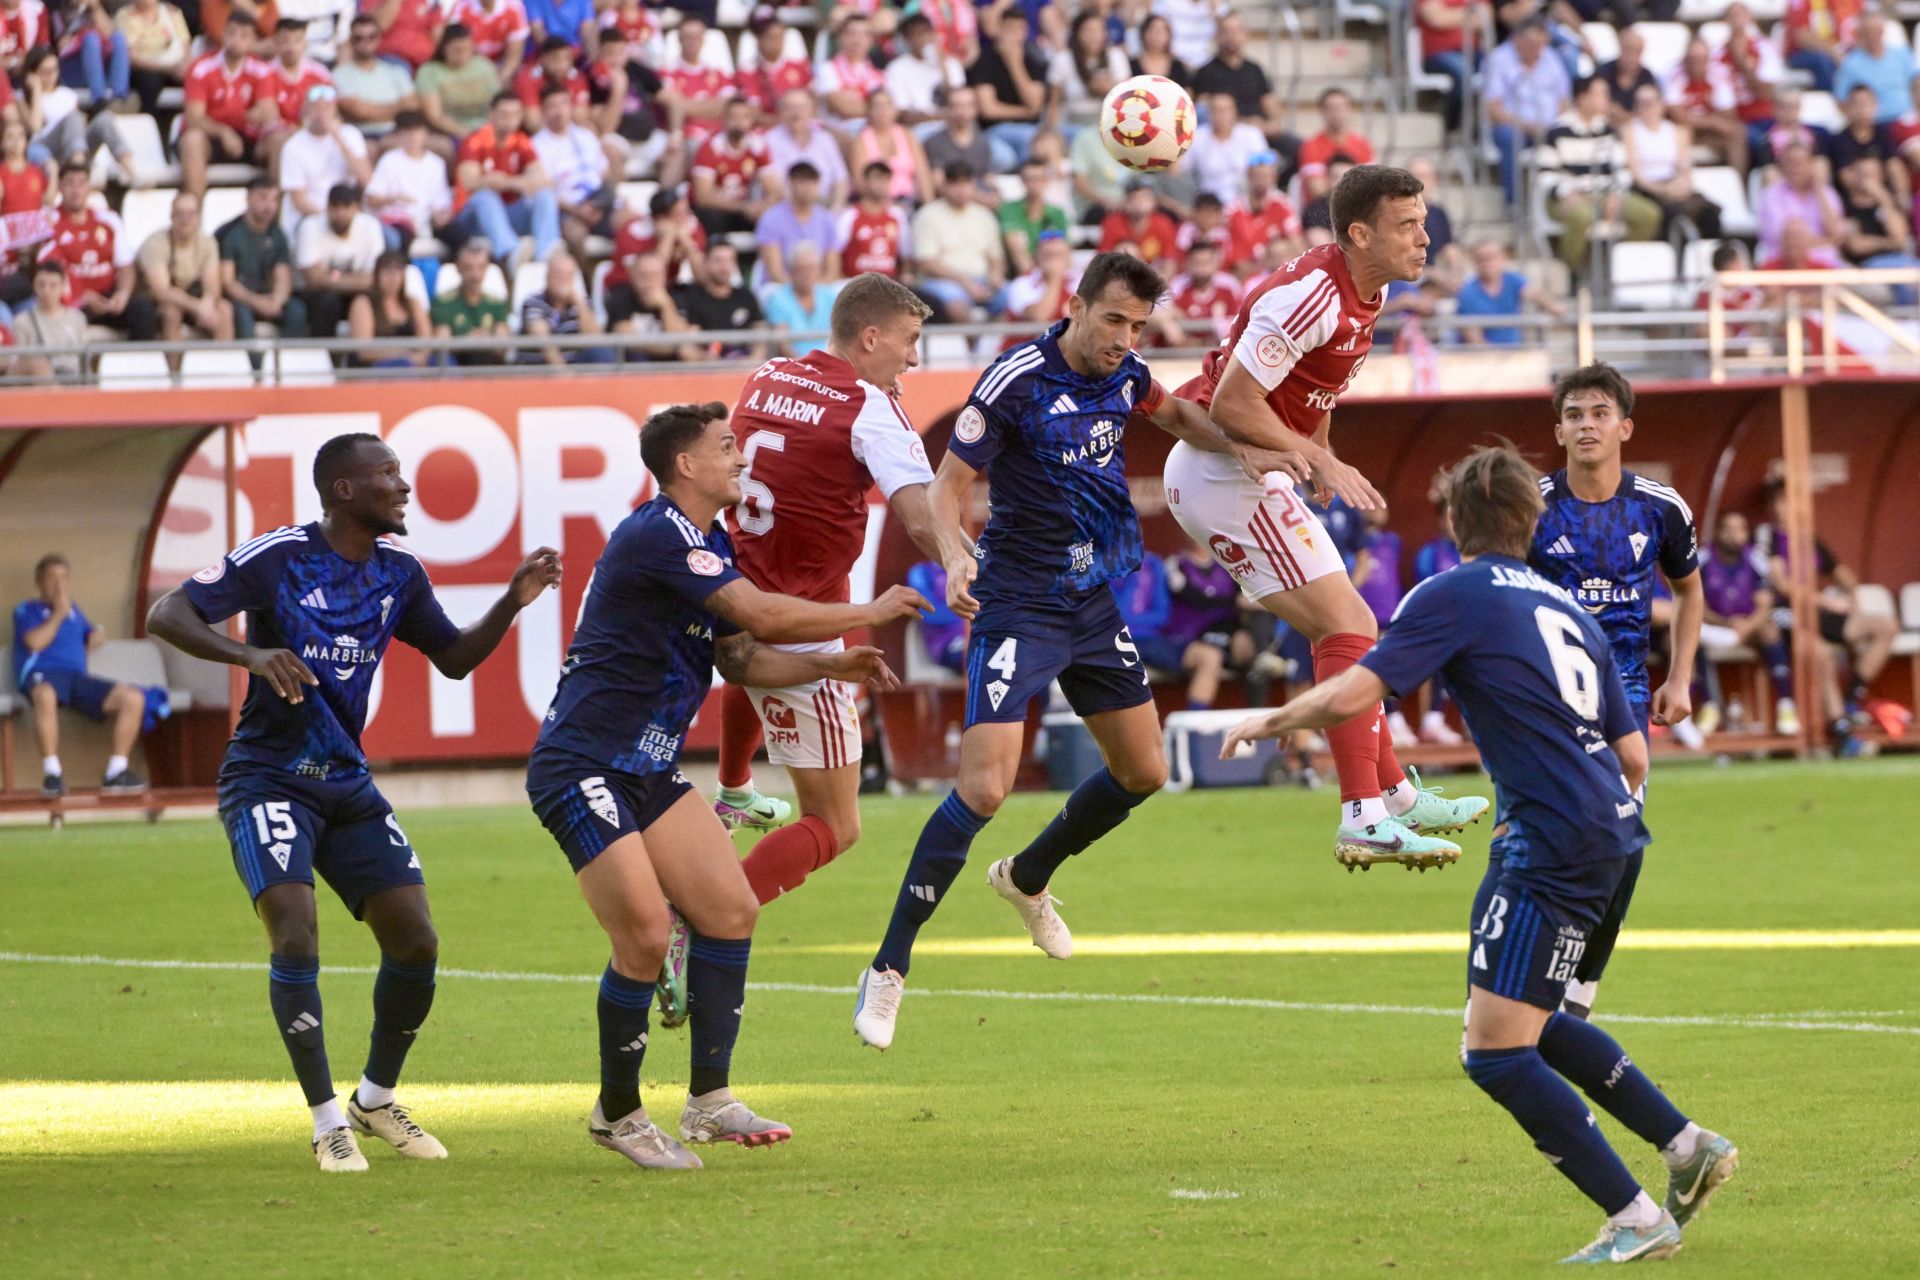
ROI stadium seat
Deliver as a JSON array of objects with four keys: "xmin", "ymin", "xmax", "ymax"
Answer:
[
  {"xmin": 590, "ymin": 259, "xmax": 613, "ymax": 318},
  {"xmin": 1902, "ymin": 581, "xmax": 1920, "ymax": 631},
  {"xmin": 89, "ymin": 639, "xmax": 195, "ymax": 713},
  {"xmin": 179, "ymin": 348, "xmax": 257, "ymax": 387},
  {"xmin": 1799, "ymin": 90, "xmax": 1844, "ymax": 131},
  {"xmin": 1637, "ymin": 23, "xmax": 1691, "ymax": 78},
  {"xmin": 200, "ymin": 186, "xmax": 247, "ymax": 236},
  {"xmin": 903, "ymin": 622, "xmax": 964, "ymax": 687},
  {"xmin": 734, "ymin": 24, "xmax": 806, "ymax": 70},
  {"xmin": 1745, "ymin": 0, "xmax": 1786, "ymax": 19},
  {"xmin": 1857, "ymin": 583, "xmax": 1898, "ymax": 619},
  {"xmin": 120, "ymin": 188, "xmax": 177, "ymax": 255},
  {"xmin": 1678, "ymin": 0, "xmax": 1732, "ymax": 22},
  {"xmin": 1681, "ymin": 237, "xmax": 1723, "ymax": 295},
  {"xmin": 509, "ymin": 261, "xmax": 548, "ymax": 332},
  {"xmin": 990, "ymin": 173, "xmax": 1025, "ymax": 203},
  {"xmin": 1405, "ymin": 25, "xmax": 1454, "ymax": 97},
  {"xmin": 1609, "ymin": 241, "xmax": 1681, "ymax": 309},
  {"xmin": 403, "ymin": 263, "xmax": 430, "ymax": 305},
  {"xmin": 274, "ymin": 347, "xmax": 336, "ymax": 386},
  {"xmin": 615, "ymin": 181, "xmax": 658, "ymax": 218},
  {"xmin": 96, "ymin": 349, "xmax": 174, "ymax": 388},
  {"xmin": 435, "ymin": 262, "xmax": 508, "ymax": 299},
  {"xmin": 1693, "ymin": 166, "xmax": 1757, "ymax": 237},
  {"xmin": 923, "ymin": 332, "xmax": 972, "ymax": 365},
  {"xmin": 1582, "ymin": 22, "xmax": 1621, "ymax": 67},
  {"xmin": 1698, "ymin": 20, "xmax": 1730, "ymax": 49},
  {"xmin": 109, "ymin": 113, "xmax": 178, "ymax": 188}
]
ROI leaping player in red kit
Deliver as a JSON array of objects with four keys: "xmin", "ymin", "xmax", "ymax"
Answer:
[
  {"xmin": 710, "ymin": 274, "xmax": 960, "ymax": 898},
  {"xmin": 1166, "ymin": 164, "xmax": 1491, "ymax": 870}
]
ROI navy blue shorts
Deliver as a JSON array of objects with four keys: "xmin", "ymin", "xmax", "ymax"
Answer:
[
  {"xmin": 527, "ymin": 752, "xmax": 695, "ymax": 873},
  {"xmin": 20, "ymin": 667, "xmax": 118, "ymax": 720},
  {"xmin": 218, "ymin": 771, "xmax": 422, "ymax": 919},
  {"xmin": 964, "ymin": 591, "xmax": 1152, "ymax": 727},
  {"xmin": 1467, "ymin": 858, "xmax": 1632, "ymax": 1011}
]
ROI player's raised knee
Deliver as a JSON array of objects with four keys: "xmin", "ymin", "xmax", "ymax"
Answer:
[
  {"xmin": 1113, "ymin": 756, "xmax": 1169, "ymax": 797},
  {"xmin": 702, "ymin": 892, "xmax": 759, "ymax": 940}
]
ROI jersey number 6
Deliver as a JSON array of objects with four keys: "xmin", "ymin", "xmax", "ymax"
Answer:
[
  {"xmin": 1534, "ymin": 606, "xmax": 1599, "ymax": 721},
  {"xmin": 736, "ymin": 430, "xmax": 787, "ymax": 536}
]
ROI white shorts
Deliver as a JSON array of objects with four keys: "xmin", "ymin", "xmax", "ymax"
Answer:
[
  {"xmin": 747, "ymin": 640, "xmax": 863, "ymax": 771},
  {"xmin": 1163, "ymin": 441, "xmax": 1349, "ymax": 602}
]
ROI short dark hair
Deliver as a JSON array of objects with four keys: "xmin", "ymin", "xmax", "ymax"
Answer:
[
  {"xmin": 33, "ymin": 553, "xmax": 68, "ymax": 582},
  {"xmin": 1329, "ymin": 164, "xmax": 1423, "ymax": 248},
  {"xmin": 1076, "ymin": 251, "xmax": 1165, "ymax": 306},
  {"xmin": 789, "ymin": 160, "xmax": 821, "ymax": 182},
  {"xmin": 640, "ymin": 402, "xmax": 729, "ymax": 486},
  {"xmin": 313, "ymin": 432, "xmax": 385, "ymax": 504},
  {"xmin": 327, "ymin": 182, "xmax": 362, "ymax": 208},
  {"xmin": 491, "ymin": 90, "xmax": 521, "ymax": 109},
  {"xmin": 1574, "ymin": 74, "xmax": 1606, "ymax": 98},
  {"xmin": 540, "ymin": 82, "xmax": 570, "ymax": 104},
  {"xmin": 1445, "ymin": 444, "xmax": 1545, "ymax": 560},
  {"xmin": 24, "ymin": 44, "xmax": 56, "ymax": 76},
  {"xmin": 649, "ymin": 187, "xmax": 679, "ymax": 217},
  {"xmin": 942, "ymin": 160, "xmax": 975, "ymax": 184},
  {"xmin": 539, "ymin": 34, "xmax": 573, "ymax": 55},
  {"xmin": 394, "ymin": 108, "xmax": 426, "ymax": 132},
  {"xmin": 58, "ymin": 160, "xmax": 88, "ymax": 181},
  {"xmin": 246, "ymin": 173, "xmax": 278, "ymax": 193},
  {"xmin": 862, "ymin": 160, "xmax": 892, "ymax": 179},
  {"xmin": 34, "ymin": 258, "xmax": 67, "ymax": 281},
  {"xmin": 1710, "ymin": 242, "xmax": 1743, "ymax": 270},
  {"xmin": 228, "ymin": 13, "xmax": 257, "ymax": 34},
  {"xmin": 831, "ymin": 272, "xmax": 933, "ymax": 345},
  {"xmin": 1193, "ymin": 192, "xmax": 1223, "ymax": 213},
  {"xmin": 350, "ymin": 13, "xmax": 380, "ymax": 31},
  {"xmin": 1551, "ymin": 361, "xmax": 1635, "ymax": 419},
  {"xmin": 1317, "ymin": 87, "xmax": 1350, "ymax": 108}
]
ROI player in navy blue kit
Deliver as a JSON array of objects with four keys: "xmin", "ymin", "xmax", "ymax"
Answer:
[
  {"xmin": 147, "ymin": 434, "xmax": 562, "ymax": 1173},
  {"xmin": 853, "ymin": 252, "xmax": 1309, "ymax": 1050},
  {"xmin": 1221, "ymin": 446, "xmax": 1738, "ymax": 1265},
  {"xmin": 1526, "ymin": 363, "xmax": 1703, "ymax": 1020},
  {"xmin": 527, "ymin": 402, "xmax": 930, "ymax": 1170}
]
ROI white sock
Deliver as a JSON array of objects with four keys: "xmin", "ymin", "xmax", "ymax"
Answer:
[
  {"xmin": 355, "ymin": 1077, "xmax": 395, "ymax": 1110},
  {"xmin": 1609, "ymin": 1190, "xmax": 1663, "ymax": 1229},
  {"xmin": 718, "ymin": 782, "xmax": 755, "ymax": 804},
  {"xmin": 43, "ymin": 756, "xmax": 61, "ymax": 777},
  {"xmin": 1344, "ymin": 796, "xmax": 1390, "ymax": 828},
  {"xmin": 1661, "ymin": 1121, "xmax": 1703, "ymax": 1169},
  {"xmin": 311, "ymin": 1098, "xmax": 348, "ymax": 1140},
  {"xmin": 106, "ymin": 755, "xmax": 129, "ymax": 777},
  {"xmin": 1382, "ymin": 779, "xmax": 1415, "ymax": 817},
  {"xmin": 1564, "ymin": 979, "xmax": 1600, "ymax": 1012}
]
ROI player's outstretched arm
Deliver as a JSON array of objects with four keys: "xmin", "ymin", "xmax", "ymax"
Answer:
[
  {"xmin": 1652, "ymin": 570, "xmax": 1704, "ymax": 727},
  {"xmin": 426, "ymin": 548, "xmax": 563, "ymax": 680},
  {"xmin": 1210, "ymin": 360, "xmax": 1382, "ymax": 510},
  {"xmin": 147, "ymin": 589, "xmax": 320, "ymax": 704},
  {"xmin": 1218, "ymin": 666, "xmax": 1390, "ymax": 758},
  {"xmin": 708, "ymin": 579, "xmax": 931, "ymax": 644},
  {"xmin": 716, "ymin": 634, "xmax": 902, "ymax": 693},
  {"xmin": 926, "ymin": 451, "xmax": 981, "ymax": 621}
]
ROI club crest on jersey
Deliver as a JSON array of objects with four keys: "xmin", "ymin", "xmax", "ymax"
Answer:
[
  {"xmin": 1629, "ymin": 531, "xmax": 1649, "ymax": 561},
  {"xmin": 380, "ymin": 594, "xmax": 394, "ymax": 626},
  {"xmin": 955, "ymin": 404, "xmax": 986, "ymax": 444},
  {"xmin": 1255, "ymin": 334, "xmax": 1287, "ymax": 366},
  {"xmin": 687, "ymin": 549, "xmax": 725, "ymax": 576}
]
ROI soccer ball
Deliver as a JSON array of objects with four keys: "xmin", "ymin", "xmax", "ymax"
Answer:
[{"xmin": 1099, "ymin": 75, "xmax": 1196, "ymax": 173}]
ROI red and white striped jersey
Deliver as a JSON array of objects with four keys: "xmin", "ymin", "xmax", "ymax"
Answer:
[
  {"xmin": 1180, "ymin": 241, "xmax": 1381, "ymax": 436},
  {"xmin": 728, "ymin": 349, "xmax": 934, "ymax": 603}
]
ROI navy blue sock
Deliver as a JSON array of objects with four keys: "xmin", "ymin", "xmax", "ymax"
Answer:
[
  {"xmin": 1762, "ymin": 640, "xmax": 1793, "ymax": 701},
  {"xmin": 1009, "ymin": 767, "xmax": 1153, "ymax": 896},
  {"xmin": 1537, "ymin": 1013, "xmax": 1689, "ymax": 1149},
  {"xmin": 1463, "ymin": 1046, "xmax": 1642, "ymax": 1215},
  {"xmin": 875, "ymin": 790, "xmax": 989, "ymax": 976},
  {"xmin": 687, "ymin": 934, "xmax": 751, "ymax": 1098},
  {"xmin": 597, "ymin": 964, "xmax": 655, "ymax": 1120},
  {"xmin": 363, "ymin": 956, "xmax": 436, "ymax": 1091},
  {"xmin": 268, "ymin": 954, "xmax": 335, "ymax": 1106}
]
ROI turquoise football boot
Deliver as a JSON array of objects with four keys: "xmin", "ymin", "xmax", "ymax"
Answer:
[
  {"xmin": 1664, "ymin": 1131, "xmax": 1739, "ymax": 1228},
  {"xmin": 1397, "ymin": 766, "xmax": 1491, "ymax": 836},
  {"xmin": 1560, "ymin": 1211, "xmax": 1683, "ymax": 1264}
]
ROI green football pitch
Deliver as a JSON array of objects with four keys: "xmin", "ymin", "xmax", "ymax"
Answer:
[{"xmin": 5, "ymin": 758, "xmax": 1918, "ymax": 1278}]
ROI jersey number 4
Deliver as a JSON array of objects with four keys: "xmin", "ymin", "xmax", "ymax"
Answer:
[
  {"xmin": 736, "ymin": 430, "xmax": 787, "ymax": 536},
  {"xmin": 1534, "ymin": 606, "xmax": 1599, "ymax": 721}
]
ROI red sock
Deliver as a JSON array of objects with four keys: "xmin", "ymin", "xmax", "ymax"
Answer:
[
  {"xmin": 1311, "ymin": 633, "xmax": 1383, "ymax": 803},
  {"xmin": 717, "ymin": 683, "xmax": 762, "ymax": 790},
  {"xmin": 740, "ymin": 816, "xmax": 839, "ymax": 904},
  {"xmin": 1376, "ymin": 713, "xmax": 1407, "ymax": 793}
]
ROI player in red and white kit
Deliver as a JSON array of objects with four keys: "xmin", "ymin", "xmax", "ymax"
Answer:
[
  {"xmin": 713, "ymin": 274, "xmax": 958, "ymax": 904},
  {"xmin": 1166, "ymin": 164, "xmax": 1488, "ymax": 869}
]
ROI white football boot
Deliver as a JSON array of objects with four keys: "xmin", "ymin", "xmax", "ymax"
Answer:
[
  {"xmin": 853, "ymin": 966, "xmax": 905, "ymax": 1050},
  {"xmin": 347, "ymin": 1095, "xmax": 448, "ymax": 1159},
  {"xmin": 986, "ymin": 857, "xmax": 1073, "ymax": 959},
  {"xmin": 313, "ymin": 1125, "xmax": 369, "ymax": 1173}
]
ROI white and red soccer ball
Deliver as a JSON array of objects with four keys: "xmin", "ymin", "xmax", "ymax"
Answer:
[{"xmin": 1098, "ymin": 75, "xmax": 1196, "ymax": 173}]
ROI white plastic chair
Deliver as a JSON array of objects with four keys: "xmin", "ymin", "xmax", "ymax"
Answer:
[
  {"xmin": 179, "ymin": 347, "xmax": 258, "ymax": 387},
  {"xmin": 95, "ymin": 349, "xmax": 174, "ymax": 388},
  {"xmin": 274, "ymin": 347, "xmax": 336, "ymax": 386},
  {"xmin": 1609, "ymin": 241, "xmax": 1681, "ymax": 309},
  {"xmin": 119, "ymin": 188, "xmax": 178, "ymax": 256},
  {"xmin": 1799, "ymin": 90, "xmax": 1844, "ymax": 131},
  {"xmin": 1636, "ymin": 22, "xmax": 1693, "ymax": 79},
  {"xmin": 434, "ymin": 262, "xmax": 508, "ymax": 299},
  {"xmin": 200, "ymin": 185, "xmax": 248, "ymax": 235},
  {"xmin": 1693, "ymin": 166, "xmax": 1757, "ymax": 237},
  {"xmin": 1582, "ymin": 22, "xmax": 1621, "ymax": 67}
]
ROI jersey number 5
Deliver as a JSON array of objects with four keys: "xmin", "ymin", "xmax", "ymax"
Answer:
[
  {"xmin": 736, "ymin": 430, "xmax": 787, "ymax": 536},
  {"xmin": 1534, "ymin": 606, "xmax": 1599, "ymax": 721}
]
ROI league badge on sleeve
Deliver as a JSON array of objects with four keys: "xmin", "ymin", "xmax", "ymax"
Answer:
[
  {"xmin": 193, "ymin": 560, "xmax": 227, "ymax": 584},
  {"xmin": 955, "ymin": 405, "xmax": 986, "ymax": 444},
  {"xmin": 687, "ymin": 549, "xmax": 725, "ymax": 577}
]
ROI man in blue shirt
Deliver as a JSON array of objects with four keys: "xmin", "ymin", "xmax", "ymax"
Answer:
[
  {"xmin": 526, "ymin": 402, "xmax": 929, "ymax": 1169},
  {"xmin": 852, "ymin": 252, "xmax": 1309, "ymax": 1050},
  {"xmin": 1527, "ymin": 362, "xmax": 1702, "ymax": 1020},
  {"xmin": 12, "ymin": 554, "xmax": 151, "ymax": 795},
  {"xmin": 1220, "ymin": 445, "xmax": 1738, "ymax": 1265},
  {"xmin": 147, "ymin": 433, "xmax": 563, "ymax": 1173}
]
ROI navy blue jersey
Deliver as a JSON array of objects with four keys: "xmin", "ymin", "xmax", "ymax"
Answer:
[
  {"xmin": 182, "ymin": 523, "xmax": 459, "ymax": 782},
  {"xmin": 948, "ymin": 321, "xmax": 1166, "ymax": 608},
  {"xmin": 1528, "ymin": 469, "xmax": 1698, "ymax": 708},
  {"xmin": 1360, "ymin": 555, "xmax": 1649, "ymax": 871},
  {"xmin": 534, "ymin": 496, "xmax": 743, "ymax": 776}
]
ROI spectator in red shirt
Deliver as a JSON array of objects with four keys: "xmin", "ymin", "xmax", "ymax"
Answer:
[
  {"xmin": 448, "ymin": 0, "xmax": 529, "ymax": 82},
  {"xmin": 1098, "ymin": 182, "xmax": 1180, "ymax": 270},
  {"xmin": 363, "ymin": 0, "xmax": 443, "ymax": 71},
  {"xmin": 1164, "ymin": 237, "xmax": 1241, "ymax": 345},
  {"xmin": 1175, "ymin": 191, "xmax": 1232, "ymax": 259},
  {"xmin": 999, "ymin": 227, "xmax": 1073, "ymax": 347},
  {"xmin": 657, "ymin": 14, "xmax": 734, "ymax": 146},
  {"xmin": 689, "ymin": 97, "xmax": 769, "ymax": 239},
  {"xmin": 737, "ymin": 6, "xmax": 810, "ymax": 126},
  {"xmin": 1225, "ymin": 150, "xmax": 1304, "ymax": 277},
  {"xmin": 0, "ymin": 0, "xmax": 51, "ymax": 83},
  {"xmin": 1297, "ymin": 88, "xmax": 1376, "ymax": 197},
  {"xmin": 836, "ymin": 159, "xmax": 912, "ymax": 279},
  {"xmin": 1721, "ymin": 2, "xmax": 1782, "ymax": 134},
  {"xmin": 0, "ymin": 113, "xmax": 51, "ymax": 309},
  {"xmin": 598, "ymin": 0, "xmax": 654, "ymax": 51},
  {"xmin": 513, "ymin": 34, "xmax": 587, "ymax": 110},
  {"xmin": 40, "ymin": 160, "xmax": 156, "ymax": 338},
  {"xmin": 1665, "ymin": 36, "xmax": 1750, "ymax": 175},
  {"xmin": 1416, "ymin": 0, "xmax": 1491, "ymax": 131},
  {"xmin": 449, "ymin": 90, "xmax": 560, "ymax": 262},
  {"xmin": 1784, "ymin": 0, "xmax": 1862, "ymax": 92},
  {"xmin": 178, "ymin": 14, "xmax": 277, "ymax": 198},
  {"xmin": 605, "ymin": 186, "xmax": 706, "ymax": 323}
]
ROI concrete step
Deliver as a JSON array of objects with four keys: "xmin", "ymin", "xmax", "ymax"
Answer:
[
  {"xmin": 1370, "ymin": 111, "xmax": 1446, "ymax": 152},
  {"xmin": 1250, "ymin": 35, "xmax": 1377, "ymax": 82}
]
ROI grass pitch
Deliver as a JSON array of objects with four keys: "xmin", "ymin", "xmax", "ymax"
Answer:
[{"xmin": 4, "ymin": 758, "xmax": 1919, "ymax": 1278}]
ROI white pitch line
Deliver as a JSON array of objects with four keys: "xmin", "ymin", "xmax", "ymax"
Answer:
[
  {"xmin": 1169, "ymin": 1189, "xmax": 1242, "ymax": 1201},
  {"xmin": 3, "ymin": 951, "xmax": 1917, "ymax": 1038}
]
